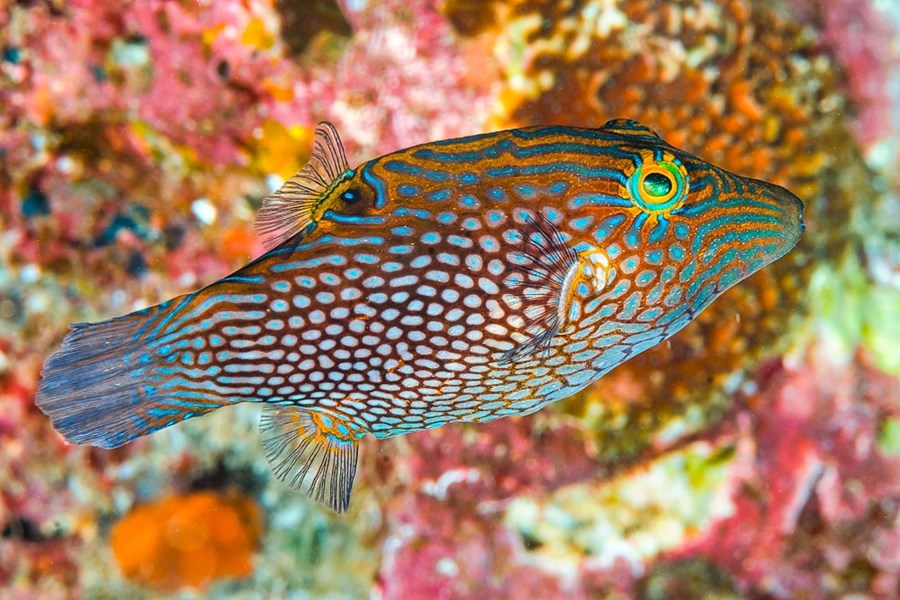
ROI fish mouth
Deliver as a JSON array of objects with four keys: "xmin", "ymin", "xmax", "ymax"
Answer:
[
  {"xmin": 754, "ymin": 178, "xmax": 805, "ymax": 257},
  {"xmin": 779, "ymin": 183, "xmax": 805, "ymax": 241},
  {"xmin": 708, "ymin": 178, "xmax": 805, "ymax": 293}
]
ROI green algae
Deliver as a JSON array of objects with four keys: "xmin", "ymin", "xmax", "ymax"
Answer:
[
  {"xmin": 877, "ymin": 418, "xmax": 900, "ymax": 455},
  {"xmin": 808, "ymin": 258, "xmax": 900, "ymax": 377}
]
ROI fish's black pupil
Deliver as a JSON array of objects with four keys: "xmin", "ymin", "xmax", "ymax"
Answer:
[
  {"xmin": 342, "ymin": 189, "xmax": 360, "ymax": 203},
  {"xmin": 643, "ymin": 172, "xmax": 673, "ymax": 197}
]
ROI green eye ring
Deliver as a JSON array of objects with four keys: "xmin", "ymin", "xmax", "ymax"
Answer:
[{"xmin": 626, "ymin": 158, "xmax": 688, "ymax": 213}]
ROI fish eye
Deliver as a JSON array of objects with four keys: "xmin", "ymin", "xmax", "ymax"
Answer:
[
  {"xmin": 627, "ymin": 157, "xmax": 688, "ymax": 213},
  {"xmin": 342, "ymin": 188, "xmax": 361, "ymax": 204},
  {"xmin": 642, "ymin": 171, "xmax": 673, "ymax": 198}
]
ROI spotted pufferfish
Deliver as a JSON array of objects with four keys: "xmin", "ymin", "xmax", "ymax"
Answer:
[{"xmin": 36, "ymin": 119, "xmax": 804, "ymax": 512}]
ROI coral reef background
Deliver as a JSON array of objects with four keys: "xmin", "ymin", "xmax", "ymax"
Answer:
[{"xmin": 1, "ymin": 0, "xmax": 898, "ymax": 597}]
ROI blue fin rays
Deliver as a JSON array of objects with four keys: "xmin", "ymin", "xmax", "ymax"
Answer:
[
  {"xmin": 255, "ymin": 121, "xmax": 350, "ymax": 250},
  {"xmin": 259, "ymin": 405, "xmax": 364, "ymax": 513},
  {"xmin": 500, "ymin": 212, "xmax": 578, "ymax": 365}
]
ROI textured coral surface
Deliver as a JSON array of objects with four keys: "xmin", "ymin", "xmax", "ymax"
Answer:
[{"xmin": 1, "ymin": 0, "xmax": 898, "ymax": 597}]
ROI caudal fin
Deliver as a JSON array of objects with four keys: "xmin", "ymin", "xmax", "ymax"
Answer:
[{"xmin": 36, "ymin": 300, "xmax": 226, "ymax": 449}]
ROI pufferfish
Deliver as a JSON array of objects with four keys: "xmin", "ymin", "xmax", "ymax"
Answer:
[{"xmin": 36, "ymin": 119, "xmax": 804, "ymax": 512}]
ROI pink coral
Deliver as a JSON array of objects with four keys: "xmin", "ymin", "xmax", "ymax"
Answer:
[
  {"xmin": 328, "ymin": 0, "xmax": 491, "ymax": 154},
  {"xmin": 375, "ymin": 418, "xmax": 598, "ymax": 599},
  {"xmin": 679, "ymin": 351, "xmax": 900, "ymax": 597},
  {"xmin": 793, "ymin": 0, "xmax": 900, "ymax": 153}
]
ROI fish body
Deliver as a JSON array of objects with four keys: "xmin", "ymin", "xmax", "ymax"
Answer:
[{"xmin": 36, "ymin": 119, "xmax": 804, "ymax": 511}]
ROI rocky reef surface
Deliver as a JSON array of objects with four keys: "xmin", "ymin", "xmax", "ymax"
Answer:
[{"xmin": 1, "ymin": 0, "xmax": 897, "ymax": 597}]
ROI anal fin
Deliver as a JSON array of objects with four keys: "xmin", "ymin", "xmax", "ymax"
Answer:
[{"xmin": 259, "ymin": 405, "xmax": 365, "ymax": 513}]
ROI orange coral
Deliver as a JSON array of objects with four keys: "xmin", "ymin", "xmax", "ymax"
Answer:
[{"xmin": 110, "ymin": 491, "xmax": 263, "ymax": 592}]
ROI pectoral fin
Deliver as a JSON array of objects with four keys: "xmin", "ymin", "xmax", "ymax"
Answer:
[
  {"xmin": 500, "ymin": 212, "xmax": 577, "ymax": 364},
  {"xmin": 501, "ymin": 212, "xmax": 611, "ymax": 364}
]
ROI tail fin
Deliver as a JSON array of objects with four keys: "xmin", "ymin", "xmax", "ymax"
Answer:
[{"xmin": 36, "ymin": 301, "xmax": 226, "ymax": 449}]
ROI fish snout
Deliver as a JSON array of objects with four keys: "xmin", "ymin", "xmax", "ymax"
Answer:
[
  {"xmin": 774, "ymin": 181, "xmax": 804, "ymax": 245},
  {"xmin": 753, "ymin": 178, "xmax": 805, "ymax": 254}
]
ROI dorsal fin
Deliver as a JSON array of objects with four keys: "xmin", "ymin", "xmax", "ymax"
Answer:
[
  {"xmin": 255, "ymin": 121, "xmax": 349, "ymax": 249},
  {"xmin": 259, "ymin": 405, "xmax": 364, "ymax": 513},
  {"xmin": 601, "ymin": 118, "xmax": 660, "ymax": 138}
]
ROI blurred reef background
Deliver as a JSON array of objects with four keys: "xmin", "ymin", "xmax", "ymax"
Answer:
[{"xmin": 1, "ymin": 0, "xmax": 899, "ymax": 597}]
